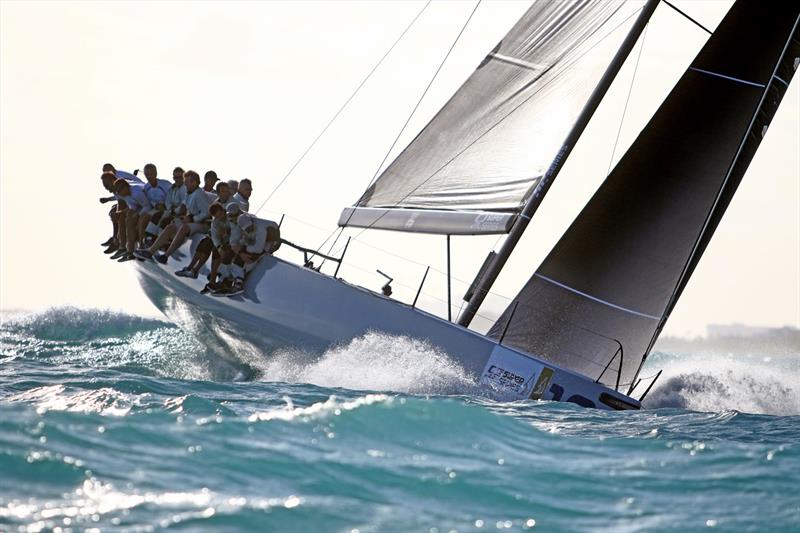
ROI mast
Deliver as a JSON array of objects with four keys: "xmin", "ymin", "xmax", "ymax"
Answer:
[{"xmin": 458, "ymin": 0, "xmax": 660, "ymax": 327}]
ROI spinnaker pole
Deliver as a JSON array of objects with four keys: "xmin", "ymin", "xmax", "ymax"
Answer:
[{"xmin": 458, "ymin": 0, "xmax": 660, "ymax": 327}]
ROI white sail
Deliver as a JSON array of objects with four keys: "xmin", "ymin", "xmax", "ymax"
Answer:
[{"xmin": 341, "ymin": 0, "xmax": 644, "ymax": 234}]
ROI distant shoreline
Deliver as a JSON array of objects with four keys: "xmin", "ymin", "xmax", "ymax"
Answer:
[{"xmin": 656, "ymin": 326, "xmax": 800, "ymax": 356}]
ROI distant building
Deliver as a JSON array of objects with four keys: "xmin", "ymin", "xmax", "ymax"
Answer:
[{"xmin": 706, "ymin": 324, "xmax": 773, "ymax": 339}]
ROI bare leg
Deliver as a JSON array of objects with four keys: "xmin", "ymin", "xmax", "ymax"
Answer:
[
  {"xmin": 125, "ymin": 211, "xmax": 139, "ymax": 253},
  {"xmin": 163, "ymin": 225, "xmax": 190, "ymax": 258},
  {"xmin": 147, "ymin": 223, "xmax": 177, "ymax": 253},
  {"xmin": 207, "ymin": 256, "xmax": 222, "ymax": 280},
  {"xmin": 138, "ymin": 212, "xmax": 152, "ymax": 243},
  {"xmin": 109, "ymin": 206, "xmax": 119, "ymax": 243},
  {"xmin": 117, "ymin": 208, "xmax": 127, "ymax": 249}
]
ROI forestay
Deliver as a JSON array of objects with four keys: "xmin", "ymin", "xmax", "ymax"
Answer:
[
  {"xmin": 489, "ymin": 0, "xmax": 800, "ymax": 390},
  {"xmin": 340, "ymin": 0, "xmax": 644, "ymax": 234}
]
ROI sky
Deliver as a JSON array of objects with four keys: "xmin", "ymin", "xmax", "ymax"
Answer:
[{"xmin": 1, "ymin": 0, "xmax": 798, "ymax": 338}]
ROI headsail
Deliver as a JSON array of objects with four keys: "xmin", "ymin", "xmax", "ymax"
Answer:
[
  {"xmin": 339, "ymin": 0, "xmax": 646, "ymax": 235},
  {"xmin": 489, "ymin": 0, "xmax": 800, "ymax": 389}
]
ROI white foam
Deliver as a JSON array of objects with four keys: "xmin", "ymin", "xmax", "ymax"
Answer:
[
  {"xmin": 258, "ymin": 331, "xmax": 478, "ymax": 395},
  {"xmin": 0, "ymin": 478, "xmax": 304, "ymax": 529},
  {"xmin": 643, "ymin": 352, "xmax": 800, "ymax": 415},
  {"xmin": 6, "ymin": 385, "xmax": 137, "ymax": 416},
  {"xmin": 247, "ymin": 393, "xmax": 390, "ymax": 422}
]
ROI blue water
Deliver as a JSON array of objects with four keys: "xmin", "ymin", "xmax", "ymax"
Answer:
[{"xmin": 1, "ymin": 308, "xmax": 798, "ymax": 532}]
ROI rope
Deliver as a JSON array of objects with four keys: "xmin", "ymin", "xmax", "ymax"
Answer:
[
  {"xmin": 606, "ymin": 23, "xmax": 649, "ymax": 175},
  {"xmin": 253, "ymin": 0, "xmax": 432, "ymax": 216}
]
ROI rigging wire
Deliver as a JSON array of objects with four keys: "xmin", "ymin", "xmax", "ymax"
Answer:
[
  {"xmin": 311, "ymin": 0, "xmax": 483, "ymax": 263},
  {"xmin": 252, "ymin": 0, "xmax": 432, "ymax": 216},
  {"xmin": 356, "ymin": 0, "xmax": 483, "ymax": 202},
  {"xmin": 662, "ymin": 0, "xmax": 712, "ymax": 35},
  {"xmin": 606, "ymin": 23, "xmax": 649, "ymax": 175}
]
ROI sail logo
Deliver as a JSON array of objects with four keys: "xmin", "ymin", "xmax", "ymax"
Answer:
[{"xmin": 471, "ymin": 213, "xmax": 506, "ymax": 231}]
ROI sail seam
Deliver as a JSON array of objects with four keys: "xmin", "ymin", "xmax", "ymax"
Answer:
[
  {"xmin": 689, "ymin": 67, "xmax": 765, "ymax": 88},
  {"xmin": 487, "ymin": 52, "xmax": 546, "ymax": 72},
  {"xmin": 534, "ymin": 274, "xmax": 660, "ymax": 320}
]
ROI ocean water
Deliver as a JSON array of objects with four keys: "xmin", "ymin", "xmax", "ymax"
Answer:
[{"xmin": 1, "ymin": 308, "xmax": 798, "ymax": 532}]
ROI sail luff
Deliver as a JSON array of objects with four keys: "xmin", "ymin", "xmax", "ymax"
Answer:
[{"xmin": 457, "ymin": 0, "xmax": 660, "ymax": 327}]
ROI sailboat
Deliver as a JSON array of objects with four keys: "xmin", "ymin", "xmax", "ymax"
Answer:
[{"xmin": 129, "ymin": 0, "xmax": 800, "ymax": 410}]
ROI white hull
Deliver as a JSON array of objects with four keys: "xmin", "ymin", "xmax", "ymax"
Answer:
[{"xmin": 133, "ymin": 242, "xmax": 640, "ymax": 410}]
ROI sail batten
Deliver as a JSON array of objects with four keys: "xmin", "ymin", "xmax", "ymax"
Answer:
[
  {"xmin": 490, "ymin": 0, "xmax": 800, "ymax": 388},
  {"xmin": 340, "ymin": 0, "xmax": 646, "ymax": 235}
]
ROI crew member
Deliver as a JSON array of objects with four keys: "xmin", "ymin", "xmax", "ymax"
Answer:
[
  {"xmin": 112, "ymin": 178, "xmax": 152, "ymax": 261},
  {"xmin": 135, "ymin": 170, "xmax": 210, "ymax": 263},
  {"xmin": 231, "ymin": 178, "xmax": 252, "ymax": 212},
  {"xmin": 139, "ymin": 163, "xmax": 171, "ymax": 244}
]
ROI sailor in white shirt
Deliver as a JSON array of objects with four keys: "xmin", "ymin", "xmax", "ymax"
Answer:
[
  {"xmin": 175, "ymin": 202, "xmax": 239, "ymax": 292},
  {"xmin": 218, "ymin": 212, "xmax": 279, "ymax": 294},
  {"xmin": 163, "ymin": 167, "xmax": 187, "ymax": 224},
  {"xmin": 140, "ymin": 163, "xmax": 172, "ymax": 241},
  {"xmin": 112, "ymin": 178, "xmax": 152, "ymax": 261},
  {"xmin": 142, "ymin": 164, "xmax": 171, "ymax": 206},
  {"xmin": 135, "ymin": 170, "xmax": 210, "ymax": 264},
  {"xmin": 230, "ymin": 178, "xmax": 252, "ymax": 212},
  {"xmin": 99, "ymin": 164, "xmax": 144, "ymax": 254}
]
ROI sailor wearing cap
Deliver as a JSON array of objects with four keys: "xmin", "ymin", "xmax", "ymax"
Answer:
[{"xmin": 220, "ymin": 213, "xmax": 280, "ymax": 295}]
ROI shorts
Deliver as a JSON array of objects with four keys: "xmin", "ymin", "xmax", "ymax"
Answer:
[{"xmin": 185, "ymin": 222, "xmax": 209, "ymax": 236}]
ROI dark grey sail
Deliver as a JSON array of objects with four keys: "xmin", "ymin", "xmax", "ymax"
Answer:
[{"xmin": 488, "ymin": 0, "xmax": 800, "ymax": 390}]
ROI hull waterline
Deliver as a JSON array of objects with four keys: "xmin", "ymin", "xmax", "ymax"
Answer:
[{"xmin": 132, "ymin": 241, "xmax": 640, "ymax": 411}]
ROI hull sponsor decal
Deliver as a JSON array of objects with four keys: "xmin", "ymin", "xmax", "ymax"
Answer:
[{"xmin": 480, "ymin": 345, "xmax": 552, "ymax": 399}]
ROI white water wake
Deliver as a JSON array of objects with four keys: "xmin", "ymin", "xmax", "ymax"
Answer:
[
  {"xmin": 256, "ymin": 332, "xmax": 478, "ymax": 396},
  {"xmin": 644, "ymin": 352, "xmax": 800, "ymax": 415}
]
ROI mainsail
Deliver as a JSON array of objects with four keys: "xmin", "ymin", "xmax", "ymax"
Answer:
[
  {"xmin": 339, "ymin": 0, "xmax": 646, "ymax": 235},
  {"xmin": 489, "ymin": 1, "xmax": 800, "ymax": 389}
]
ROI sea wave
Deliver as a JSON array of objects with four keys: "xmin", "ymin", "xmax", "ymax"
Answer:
[
  {"xmin": 1, "ymin": 306, "xmax": 171, "ymax": 341},
  {"xmin": 643, "ymin": 351, "xmax": 800, "ymax": 415},
  {"xmin": 4, "ymin": 307, "xmax": 799, "ymax": 417}
]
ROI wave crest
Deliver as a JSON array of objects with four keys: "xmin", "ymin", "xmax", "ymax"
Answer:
[{"xmin": 2, "ymin": 306, "xmax": 172, "ymax": 341}]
